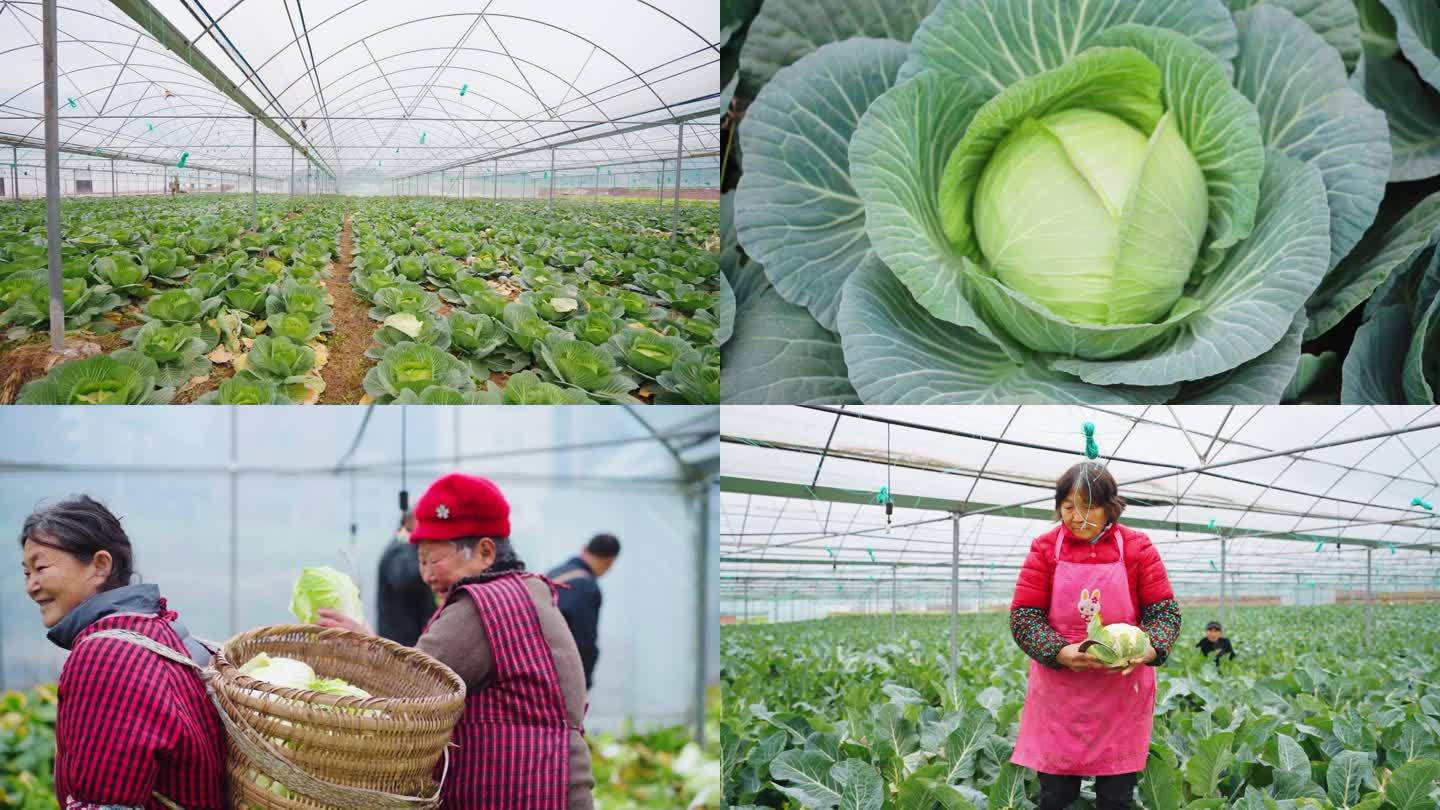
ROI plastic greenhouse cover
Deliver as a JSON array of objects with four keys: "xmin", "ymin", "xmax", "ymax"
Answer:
[{"xmin": 720, "ymin": 406, "xmax": 1440, "ymax": 596}]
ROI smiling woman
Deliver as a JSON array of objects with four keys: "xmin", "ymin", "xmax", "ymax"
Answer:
[{"xmin": 18, "ymin": 495, "xmax": 226, "ymax": 810}]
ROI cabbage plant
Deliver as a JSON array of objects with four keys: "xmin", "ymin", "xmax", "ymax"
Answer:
[
  {"xmin": 368, "ymin": 282, "xmax": 441, "ymax": 322},
  {"xmin": 608, "ymin": 328, "xmax": 698, "ymax": 379},
  {"xmin": 362, "ymin": 341, "xmax": 474, "ymax": 403},
  {"xmin": 17, "ymin": 352, "xmax": 175, "ymax": 404},
  {"xmin": 449, "ymin": 311, "xmax": 529, "ymax": 377},
  {"xmin": 265, "ymin": 279, "xmax": 334, "ymax": 329},
  {"xmin": 536, "ymin": 332, "xmax": 639, "ymax": 403},
  {"xmin": 266, "ymin": 311, "xmax": 324, "ymax": 345},
  {"xmin": 441, "ymin": 276, "xmax": 508, "ymax": 317},
  {"xmin": 1, "ymin": 277, "xmax": 124, "ymax": 339},
  {"xmin": 474, "ymin": 369, "xmax": 596, "ymax": 404},
  {"xmin": 90, "ymin": 253, "xmax": 148, "ymax": 297},
  {"xmin": 114, "ymin": 321, "xmax": 212, "ymax": 389},
  {"xmin": 1342, "ymin": 190, "xmax": 1440, "ymax": 403},
  {"xmin": 245, "ymin": 335, "xmax": 324, "ymax": 402},
  {"xmin": 727, "ymin": 0, "xmax": 1399, "ymax": 404},
  {"xmin": 519, "ymin": 285, "xmax": 582, "ymax": 323},
  {"xmin": 367, "ymin": 311, "xmax": 452, "ymax": 360},
  {"xmin": 195, "ymin": 372, "xmax": 287, "ymax": 405},
  {"xmin": 502, "ymin": 302, "xmax": 559, "ymax": 353},
  {"xmin": 656, "ymin": 356, "xmax": 720, "ymax": 405}
]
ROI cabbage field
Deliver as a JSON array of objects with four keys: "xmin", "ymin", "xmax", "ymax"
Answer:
[
  {"xmin": 720, "ymin": 604, "xmax": 1440, "ymax": 810},
  {"xmin": 0, "ymin": 195, "xmax": 720, "ymax": 404}
]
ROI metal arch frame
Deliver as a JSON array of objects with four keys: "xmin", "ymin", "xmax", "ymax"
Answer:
[
  {"xmin": 3, "ymin": 1, "xmax": 718, "ymax": 182},
  {"xmin": 249, "ymin": 15, "xmax": 715, "ymax": 173}
]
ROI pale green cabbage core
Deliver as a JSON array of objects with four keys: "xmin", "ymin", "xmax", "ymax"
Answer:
[{"xmin": 972, "ymin": 108, "xmax": 1208, "ymax": 326}]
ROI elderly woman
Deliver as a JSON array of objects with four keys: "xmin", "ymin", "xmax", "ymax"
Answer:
[
  {"xmin": 1008, "ymin": 462, "xmax": 1182, "ymax": 810},
  {"xmin": 318, "ymin": 473, "xmax": 595, "ymax": 810},
  {"xmin": 19, "ymin": 495, "xmax": 225, "ymax": 810}
]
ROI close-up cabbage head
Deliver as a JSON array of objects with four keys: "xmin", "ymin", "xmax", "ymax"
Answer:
[{"xmin": 721, "ymin": 0, "xmax": 1440, "ymax": 404}]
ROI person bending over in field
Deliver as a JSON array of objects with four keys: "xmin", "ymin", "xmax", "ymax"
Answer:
[
  {"xmin": 1007, "ymin": 462, "xmax": 1182, "ymax": 810},
  {"xmin": 19, "ymin": 495, "xmax": 225, "ymax": 809},
  {"xmin": 1197, "ymin": 620, "xmax": 1237, "ymax": 670}
]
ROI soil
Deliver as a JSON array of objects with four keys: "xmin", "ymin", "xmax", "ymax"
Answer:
[
  {"xmin": 0, "ymin": 332, "xmax": 123, "ymax": 403},
  {"xmin": 319, "ymin": 207, "xmax": 372, "ymax": 403}
]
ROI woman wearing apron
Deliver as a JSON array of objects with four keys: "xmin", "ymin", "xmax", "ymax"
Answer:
[
  {"xmin": 18, "ymin": 496, "xmax": 226, "ymax": 810},
  {"xmin": 317, "ymin": 473, "xmax": 596, "ymax": 810},
  {"xmin": 1009, "ymin": 462, "xmax": 1183, "ymax": 810}
]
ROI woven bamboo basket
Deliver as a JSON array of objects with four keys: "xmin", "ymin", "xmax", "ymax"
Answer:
[{"xmin": 210, "ymin": 623, "xmax": 466, "ymax": 810}]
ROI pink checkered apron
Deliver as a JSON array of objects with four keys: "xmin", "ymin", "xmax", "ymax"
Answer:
[
  {"xmin": 1010, "ymin": 524, "xmax": 1156, "ymax": 776},
  {"xmin": 427, "ymin": 572, "xmax": 575, "ymax": 809}
]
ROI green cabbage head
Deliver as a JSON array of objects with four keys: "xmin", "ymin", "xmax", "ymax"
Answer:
[
  {"xmin": 729, "ymin": 0, "xmax": 1398, "ymax": 404},
  {"xmin": 290, "ymin": 566, "xmax": 364, "ymax": 625},
  {"xmin": 1085, "ymin": 612, "xmax": 1153, "ymax": 667}
]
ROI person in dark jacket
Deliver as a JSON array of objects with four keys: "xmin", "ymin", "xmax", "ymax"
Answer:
[
  {"xmin": 376, "ymin": 509, "xmax": 437, "ymax": 647},
  {"xmin": 1197, "ymin": 620, "xmax": 1237, "ymax": 669},
  {"xmin": 19, "ymin": 495, "xmax": 225, "ymax": 809},
  {"xmin": 547, "ymin": 534, "xmax": 621, "ymax": 690}
]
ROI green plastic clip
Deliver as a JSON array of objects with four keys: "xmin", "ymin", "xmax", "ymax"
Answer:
[
  {"xmin": 1209, "ymin": 560, "xmax": 1218, "ymax": 572},
  {"xmin": 1207, "ymin": 518, "xmax": 1217, "ymax": 531},
  {"xmin": 1411, "ymin": 496, "xmax": 1433, "ymax": 510},
  {"xmin": 1082, "ymin": 422, "xmax": 1099, "ymax": 459},
  {"xmin": 66, "ymin": 97, "xmax": 76, "ymax": 109},
  {"xmin": 177, "ymin": 152, "xmax": 189, "ymax": 168},
  {"xmin": 459, "ymin": 83, "xmax": 468, "ymax": 96},
  {"xmin": 420, "ymin": 133, "xmax": 427, "ymax": 145},
  {"xmin": 1314, "ymin": 540, "xmax": 1324, "ymax": 552},
  {"xmin": 866, "ymin": 547, "xmax": 876, "ymax": 563},
  {"xmin": 874, "ymin": 486, "xmax": 891, "ymax": 505}
]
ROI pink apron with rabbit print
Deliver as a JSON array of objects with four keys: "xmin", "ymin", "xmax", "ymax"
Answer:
[{"xmin": 1010, "ymin": 523, "xmax": 1156, "ymax": 776}]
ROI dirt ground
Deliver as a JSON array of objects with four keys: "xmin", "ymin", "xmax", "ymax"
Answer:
[{"xmin": 318, "ymin": 208, "xmax": 372, "ymax": 403}]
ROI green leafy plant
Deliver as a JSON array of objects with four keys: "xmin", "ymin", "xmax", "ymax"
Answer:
[
  {"xmin": 113, "ymin": 321, "xmax": 212, "ymax": 389},
  {"xmin": 368, "ymin": 282, "xmax": 441, "ymax": 322},
  {"xmin": 519, "ymin": 285, "xmax": 583, "ymax": 322},
  {"xmin": 361, "ymin": 341, "xmax": 474, "ymax": 403},
  {"xmin": 290, "ymin": 566, "xmax": 364, "ymax": 624},
  {"xmin": 656, "ymin": 356, "xmax": 720, "ymax": 405},
  {"xmin": 244, "ymin": 335, "xmax": 324, "ymax": 402},
  {"xmin": 265, "ymin": 278, "xmax": 334, "ymax": 329},
  {"xmin": 449, "ymin": 310, "xmax": 529, "ymax": 378},
  {"xmin": 194, "ymin": 372, "xmax": 287, "ymax": 404},
  {"xmin": 2, "ymin": 277, "xmax": 124, "ymax": 339},
  {"xmin": 608, "ymin": 328, "xmax": 699, "ymax": 379},
  {"xmin": 266, "ymin": 311, "xmax": 325, "ymax": 345},
  {"xmin": 441, "ymin": 277, "xmax": 509, "ymax": 317},
  {"xmin": 17, "ymin": 352, "xmax": 175, "ymax": 404},
  {"xmin": 535, "ymin": 332, "xmax": 639, "ymax": 403},
  {"xmin": 474, "ymin": 369, "xmax": 596, "ymax": 404},
  {"xmin": 502, "ymin": 301, "xmax": 559, "ymax": 353},
  {"xmin": 727, "ymin": 0, "xmax": 1399, "ymax": 404},
  {"xmin": 367, "ymin": 311, "xmax": 452, "ymax": 359},
  {"xmin": 568, "ymin": 311, "xmax": 620, "ymax": 346},
  {"xmin": 90, "ymin": 253, "xmax": 148, "ymax": 296}
]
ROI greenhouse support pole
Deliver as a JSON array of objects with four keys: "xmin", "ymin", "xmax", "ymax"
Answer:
[
  {"xmin": 42, "ymin": 0, "xmax": 63, "ymax": 354},
  {"xmin": 1365, "ymin": 547, "xmax": 1373, "ymax": 649},
  {"xmin": 11, "ymin": 146, "xmax": 18, "ymax": 220},
  {"xmin": 949, "ymin": 511, "xmax": 960, "ymax": 688},
  {"xmin": 693, "ymin": 481, "xmax": 709, "ymax": 746},
  {"xmin": 881, "ymin": 564, "xmax": 892, "ymax": 634},
  {"xmin": 594, "ymin": 166, "xmax": 600, "ymax": 199},
  {"xmin": 290, "ymin": 150, "xmax": 294, "ymax": 197},
  {"xmin": 549, "ymin": 149, "xmax": 556, "ymax": 207},
  {"xmin": 671, "ymin": 123, "xmax": 685, "ymax": 242},
  {"xmin": 494, "ymin": 160, "xmax": 499, "ymax": 198},
  {"xmin": 656, "ymin": 160, "xmax": 664, "ymax": 214},
  {"xmin": 250, "ymin": 117, "xmax": 258, "ymax": 229},
  {"xmin": 110, "ymin": 159, "xmax": 116, "ymax": 197},
  {"xmin": 1220, "ymin": 536, "xmax": 1227, "ymax": 629},
  {"xmin": 742, "ymin": 580, "xmax": 748, "ymax": 623},
  {"xmin": 229, "ymin": 408, "xmax": 239, "ymax": 637},
  {"xmin": 460, "ymin": 165, "xmax": 465, "ymax": 200}
]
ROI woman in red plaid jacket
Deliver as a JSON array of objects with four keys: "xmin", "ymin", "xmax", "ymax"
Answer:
[
  {"xmin": 18, "ymin": 496, "xmax": 225, "ymax": 810},
  {"xmin": 318, "ymin": 473, "xmax": 595, "ymax": 810}
]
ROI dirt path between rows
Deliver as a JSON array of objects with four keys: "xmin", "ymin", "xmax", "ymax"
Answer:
[{"xmin": 319, "ymin": 208, "xmax": 371, "ymax": 403}]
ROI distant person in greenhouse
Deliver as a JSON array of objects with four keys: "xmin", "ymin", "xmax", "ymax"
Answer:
[
  {"xmin": 18, "ymin": 495, "xmax": 226, "ymax": 809},
  {"xmin": 1008, "ymin": 462, "xmax": 1182, "ymax": 810},
  {"xmin": 1197, "ymin": 620, "xmax": 1237, "ymax": 670},
  {"xmin": 376, "ymin": 509, "xmax": 436, "ymax": 647},
  {"xmin": 547, "ymin": 533, "xmax": 621, "ymax": 690},
  {"xmin": 317, "ymin": 473, "xmax": 595, "ymax": 810}
]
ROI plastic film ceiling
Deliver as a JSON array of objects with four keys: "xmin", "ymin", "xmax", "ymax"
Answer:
[
  {"xmin": 721, "ymin": 406, "xmax": 1440, "ymax": 604},
  {"xmin": 0, "ymin": 0, "xmax": 719, "ymax": 187}
]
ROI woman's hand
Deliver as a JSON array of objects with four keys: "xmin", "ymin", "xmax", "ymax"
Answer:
[
  {"xmin": 1118, "ymin": 646, "xmax": 1158, "ymax": 676},
  {"xmin": 315, "ymin": 609, "xmax": 374, "ymax": 636},
  {"xmin": 1056, "ymin": 643, "xmax": 1106, "ymax": 672}
]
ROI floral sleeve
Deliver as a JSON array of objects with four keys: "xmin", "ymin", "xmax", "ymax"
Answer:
[
  {"xmin": 1010, "ymin": 607, "xmax": 1068, "ymax": 669},
  {"xmin": 1140, "ymin": 598, "xmax": 1182, "ymax": 666}
]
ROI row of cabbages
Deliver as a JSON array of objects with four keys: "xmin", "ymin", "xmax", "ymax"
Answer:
[{"xmin": 721, "ymin": 0, "xmax": 1440, "ymax": 404}]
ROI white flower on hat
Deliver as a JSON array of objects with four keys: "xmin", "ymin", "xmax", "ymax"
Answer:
[{"xmin": 436, "ymin": 504, "xmax": 451, "ymax": 520}]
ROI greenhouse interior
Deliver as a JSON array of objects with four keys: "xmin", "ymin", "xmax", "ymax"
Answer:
[
  {"xmin": 0, "ymin": 0, "xmax": 721, "ymax": 405},
  {"xmin": 720, "ymin": 405, "xmax": 1440, "ymax": 810},
  {"xmin": 1, "ymin": 404, "xmax": 720, "ymax": 807}
]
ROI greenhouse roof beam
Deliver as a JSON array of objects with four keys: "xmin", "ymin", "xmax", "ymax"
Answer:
[
  {"xmin": 723, "ymin": 435, "xmax": 1439, "ymax": 521},
  {"xmin": 0, "ymin": 132, "xmax": 283, "ymax": 179},
  {"xmin": 108, "ymin": 0, "xmax": 334, "ymax": 178},
  {"xmin": 396, "ymin": 103, "xmax": 718, "ymax": 179},
  {"xmin": 718, "ymin": 477, "xmax": 1440, "ymax": 553}
]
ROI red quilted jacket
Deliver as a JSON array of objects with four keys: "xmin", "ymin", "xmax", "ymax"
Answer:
[{"xmin": 1010, "ymin": 523, "xmax": 1174, "ymax": 612}]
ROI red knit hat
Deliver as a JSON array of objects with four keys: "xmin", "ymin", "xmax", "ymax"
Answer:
[{"xmin": 409, "ymin": 473, "xmax": 511, "ymax": 543}]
